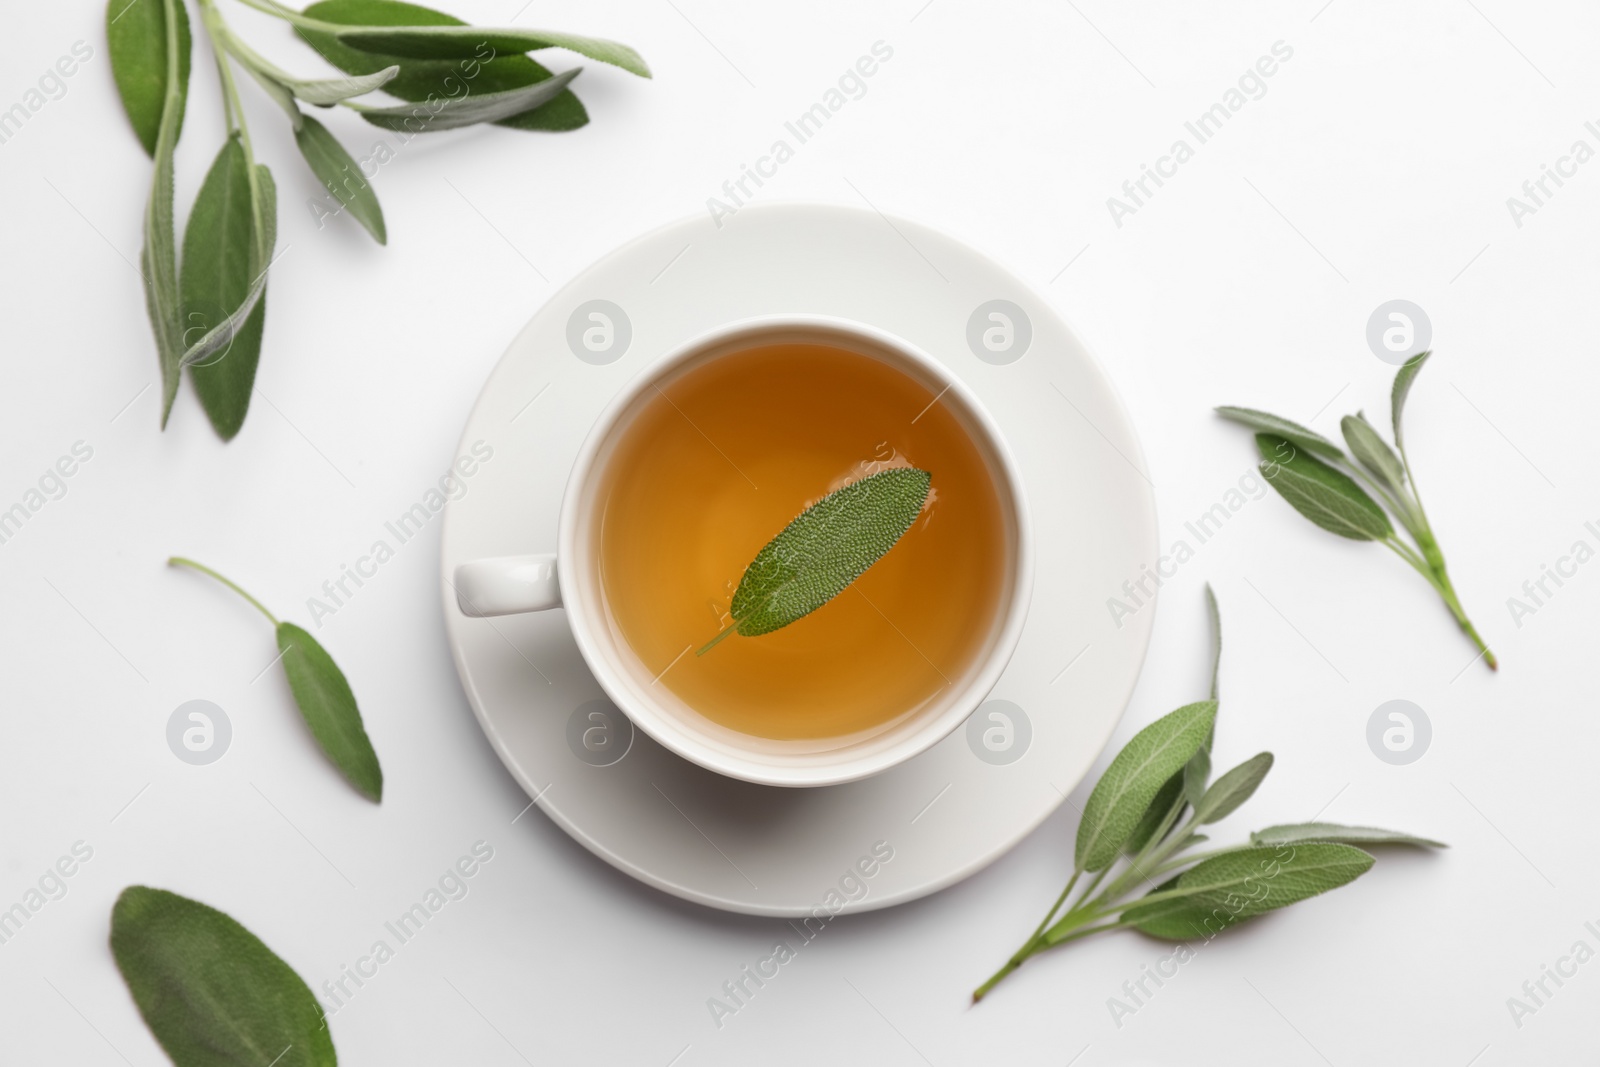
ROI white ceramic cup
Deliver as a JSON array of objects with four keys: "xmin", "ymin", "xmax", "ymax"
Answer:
[{"xmin": 453, "ymin": 316, "xmax": 1033, "ymax": 787}]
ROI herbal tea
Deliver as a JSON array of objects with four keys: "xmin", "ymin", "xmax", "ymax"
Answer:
[{"xmin": 596, "ymin": 342, "xmax": 1008, "ymax": 741}]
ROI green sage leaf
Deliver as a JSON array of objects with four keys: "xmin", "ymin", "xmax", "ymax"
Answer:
[
  {"xmin": 335, "ymin": 24, "xmax": 650, "ymax": 78},
  {"xmin": 107, "ymin": 0, "xmax": 192, "ymax": 156},
  {"xmin": 1391, "ymin": 350, "xmax": 1432, "ymax": 452},
  {"xmin": 110, "ymin": 886, "xmax": 336, "ymax": 1067},
  {"xmin": 1182, "ymin": 747, "xmax": 1210, "ymax": 807},
  {"xmin": 181, "ymin": 136, "xmax": 270, "ymax": 440},
  {"xmin": 1256, "ymin": 433, "xmax": 1393, "ymax": 541},
  {"xmin": 277, "ymin": 623, "xmax": 383, "ymax": 802},
  {"xmin": 1250, "ymin": 822, "xmax": 1446, "ymax": 849},
  {"xmin": 1122, "ymin": 843, "xmax": 1374, "ymax": 941},
  {"xmin": 1341, "ymin": 413, "xmax": 1406, "ymax": 496},
  {"xmin": 1124, "ymin": 772, "xmax": 1184, "ymax": 856},
  {"xmin": 286, "ymin": 65, "xmax": 401, "ymax": 105},
  {"xmin": 1182, "ymin": 583, "xmax": 1223, "ymax": 805},
  {"xmin": 700, "ymin": 468, "xmax": 932, "ymax": 652},
  {"xmin": 353, "ymin": 67, "xmax": 580, "ymax": 131},
  {"xmin": 1215, "ymin": 406, "xmax": 1345, "ymax": 461},
  {"xmin": 1191, "ymin": 752, "xmax": 1272, "ymax": 825},
  {"xmin": 299, "ymin": 0, "xmax": 588, "ymax": 132},
  {"xmin": 294, "ymin": 114, "xmax": 386, "ymax": 243},
  {"xmin": 1076, "ymin": 700, "xmax": 1217, "ymax": 873}
]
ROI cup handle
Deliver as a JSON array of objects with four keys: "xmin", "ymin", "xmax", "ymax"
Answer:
[{"xmin": 453, "ymin": 555, "xmax": 561, "ymax": 617}]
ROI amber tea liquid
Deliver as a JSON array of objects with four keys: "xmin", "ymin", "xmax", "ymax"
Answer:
[{"xmin": 597, "ymin": 342, "xmax": 1008, "ymax": 741}]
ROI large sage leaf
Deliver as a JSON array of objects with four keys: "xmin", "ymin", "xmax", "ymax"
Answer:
[
  {"xmin": 277, "ymin": 623, "xmax": 383, "ymax": 802},
  {"xmin": 1215, "ymin": 406, "xmax": 1344, "ymax": 461},
  {"xmin": 107, "ymin": 0, "xmax": 192, "ymax": 156},
  {"xmin": 1076, "ymin": 701, "xmax": 1217, "ymax": 873},
  {"xmin": 1191, "ymin": 752, "xmax": 1272, "ymax": 825},
  {"xmin": 1391, "ymin": 350, "xmax": 1432, "ymax": 451},
  {"xmin": 1122, "ymin": 843, "xmax": 1374, "ymax": 940},
  {"xmin": 355, "ymin": 68, "xmax": 580, "ymax": 132},
  {"xmin": 1341, "ymin": 413, "xmax": 1406, "ymax": 496},
  {"xmin": 1256, "ymin": 433, "xmax": 1393, "ymax": 541},
  {"xmin": 300, "ymin": 0, "xmax": 588, "ymax": 132},
  {"xmin": 336, "ymin": 24, "xmax": 650, "ymax": 78},
  {"xmin": 111, "ymin": 886, "xmax": 337, "ymax": 1067},
  {"xmin": 181, "ymin": 136, "xmax": 270, "ymax": 440},
  {"xmin": 294, "ymin": 114, "xmax": 386, "ymax": 243},
  {"xmin": 1251, "ymin": 822, "xmax": 1446, "ymax": 849}
]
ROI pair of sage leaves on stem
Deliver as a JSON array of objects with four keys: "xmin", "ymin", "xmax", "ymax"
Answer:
[
  {"xmin": 973, "ymin": 587, "xmax": 1444, "ymax": 1002},
  {"xmin": 107, "ymin": 0, "xmax": 649, "ymax": 439},
  {"xmin": 1219, "ymin": 350, "xmax": 1496, "ymax": 671}
]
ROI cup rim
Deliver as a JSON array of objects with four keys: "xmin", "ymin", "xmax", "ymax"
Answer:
[{"xmin": 556, "ymin": 313, "xmax": 1034, "ymax": 787}]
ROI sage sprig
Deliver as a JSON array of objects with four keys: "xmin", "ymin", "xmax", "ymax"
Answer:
[
  {"xmin": 107, "ymin": 0, "xmax": 648, "ymax": 440},
  {"xmin": 1218, "ymin": 351, "xmax": 1497, "ymax": 670},
  {"xmin": 112, "ymin": 886, "xmax": 335, "ymax": 1066},
  {"xmin": 168, "ymin": 556, "xmax": 383, "ymax": 802},
  {"xmin": 698, "ymin": 468, "xmax": 932, "ymax": 654},
  {"xmin": 972, "ymin": 587, "xmax": 1443, "ymax": 1002}
]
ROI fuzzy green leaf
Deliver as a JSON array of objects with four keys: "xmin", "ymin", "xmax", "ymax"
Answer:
[
  {"xmin": 1256, "ymin": 433, "xmax": 1393, "ymax": 541},
  {"xmin": 1215, "ymin": 406, "xmax": 1344, "ymax": 461},
  {"xmin": 354, "ymin": 67, "xmax": 580, "ymax": 131},
  {"xmin": 299, "ymin": 0, "xmax": 588, "ymax": 132},
  {"xmin": 181, "ymin": 137, "xmax": 271, "ymax": 440},
  {"xmin": 294, "ymin": 114, "xmax": 386, "ymax": 243},
  {"xmin": 1341, "ymin": 413, "xmax": 1406, "ymax": 496},
  {"xmin": 1191, "ymin": 752, "xmax": 1272, "ymax": 825},
  {"xmin": 335, "ymin": 23, "xmax": 650, "ymax": 78},
  {"xmin": 1122, "ymin": 843, "xmax": 1375, "ymax": 941},
  {"xmin": 111, "ymin": 886, "xmax": 337, "ymax": 1067},
  {"xmin": 1124, "ymin": 772, "xmax": 1184, "ymax": 856},
  {"xmin": 277, "ymin": 623, "xmax": 383, "ymax": 802},
  {"xmin": 1076, "ymin": 701, "xmax": 1217, "ymax": 873},
  {"xmin": 1250, "ymin": 822, "xmax": 1446, "ymax": 849},
  {"xmin": 107, "ymin": 0, "xmax": 192, "ymax": 156},
  {"xmin": 285, "ymin": 65, "xmax": 400, "ymax": 105},
  {"xmin": 1391, "ymin": 350, "xmax": 1432, "ymax": 452}
]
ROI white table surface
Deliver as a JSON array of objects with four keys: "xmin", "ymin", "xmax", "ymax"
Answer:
[{"xmin": 3, "ymin": 1, "xmax": 1594, "ymax": 1063}]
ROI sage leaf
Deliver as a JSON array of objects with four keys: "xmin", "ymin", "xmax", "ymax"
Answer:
[
  {"xmin": 1215, "ymin": 406, "xmax": 1344, "ymax": 461},
  {"xmin": 1076, "ymin": 700, "xmax": 1217, "ymax": 873},
  {"xmin": 1122, "ymin": 843, "xmax": 1374, "ymax": 940},
  {"xmin": 1251, "ymin": 822, "xmax": 1446, "ymax": 849},
  {"xmin": 1182, "ymin": 583, "xmax": 1223, "ymax": 806},
  {"xmin": 336, "ymin": 24, "xmax": 651, "ymax": 78},
  {"xmin": 107, "ymin": 0, "xmax": 192, "ymax": 156},
  {"xmin": 294, "ymin": 114, "xmax": 386, "ymax": 243},
  {"xmin": 286, "ymin": 66, "xmax": 401, "ymax": 105},
  {"xmin": 1391, "ymin": 350, "xmax": 1431, "ymax": 451},
  {"xmin": 1256, "ymin": 433, "xmax": 1393, "ymax": 540},
  {"xmin": 1191, "ymin": 752, "xmax": 1272, "ymax": 825},
  {"xmin": 300, "ymin": 0, "xmax": 589, "ymax": 132},
  {"xmin": 1182, "ymin": 748, "xmax": 1210, "ymax": 808},
  {"xmin": 278, "ymin": 623, "xmax": 383, "ymax": 802},
  {"xmin": 181, "ymin": 136, "xmax": 269, "ymax": 440},
  {"xmin": 699, "ymin": 468, "xmax": 932, "ymax": 653},
  {"xmin": 135, "ymin": 0, "xmax": 190, "ymax": 428},
  {"xmin": 1341, "ymin": 413, "xmax": 1406, "ymax": 496},
  {"xmin": 353, "ymin": 68, "xmax": 580, "ymax": 131},
  {"xmin": 111, "ymin": 886, "xmax": 336, "ymax": 1067},
  {"xmin": 1124, "ymin": 772, "xmax": 1184, "ymax": 856}
]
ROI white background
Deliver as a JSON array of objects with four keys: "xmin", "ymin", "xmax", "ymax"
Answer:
[{"xmin": 1, "ymin": 0, "xmax": 1594, "ymax": 1063}]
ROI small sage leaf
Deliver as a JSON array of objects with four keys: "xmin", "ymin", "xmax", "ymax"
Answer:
[
  {"xmin": 111, "ymin": 886, "xmax": 337, "ymax": 1067},
  {"xmin": 1256, "ymin": 434, "xmax": 1393, "ymax": 541},
  {"xmin": 277, "ymin": 623, "xmax": 384, "ymax": 802},
  {"xmin": 1391, "ymin": 350, "xmax": 1432, "ymax": 451},
  {"xmin": 299, "ymin": 0, "xmax": 588, "ymax": 133},
  {"xmin": 1215, "ymin": 406, "xmax": 1344, "ymax": 461},
  {"xmin": 354, "ymin": 67, "xmax": 581, "ymax": 131},
  {"xmin": 335, "ymin": 23, "xmax": 651, "ymax": 78},
  {"xmin": 107, "ymin": 0, "xmax": 192, "ymax": 156},
  {"xmin": 1122, "ymin": 843, "xmax": 1375, "ymax": 941},
  {"xmin": 1341, "ymin": 413, "xmax": 1406, "ymax": 496},
  {"xmin": 181, "ymin": 136, "xmax": 270, "ymax": 440},
  {"xmin": 1076, "ymin": 700, "xmax": 1218, "ymax": 873},
  {"xmin": 294, "ymin": 114, "xmax": 386, "ymax": 244},
  {"xmin": 1182, "ymin": 583, "xmax": 1224, "ymax": 805},
  {"xmin": 1191, "ymin": 752, "xmax": 1272, "ymax": 825},
  {"xmin": 700, "ymin": 468, "xmax": 932, "ymax": 652},
  {"xmin": 287, "ymin": 65, "xmax": 401, "ymax": 105},
  {"xmin": 1124, "ymin": 772, "xmax": 1184, "ymax": 856},
  {"xmin": 1250, "ymin": 822, "xmax": 1446, "ymax": 849},
  {"xmin": 1182, "ymin": 747, "xmax": 1210, "ymax": 807}
]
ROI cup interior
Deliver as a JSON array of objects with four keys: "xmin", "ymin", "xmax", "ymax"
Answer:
[{"xmin": 559, "ymin": 317, "xmax": 1032, "ymax": 786}]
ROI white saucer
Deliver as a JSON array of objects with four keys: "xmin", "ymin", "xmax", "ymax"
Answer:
[{"xmin": 440, "ymin": 203, "xmax": 1156, "ymax": 916}]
